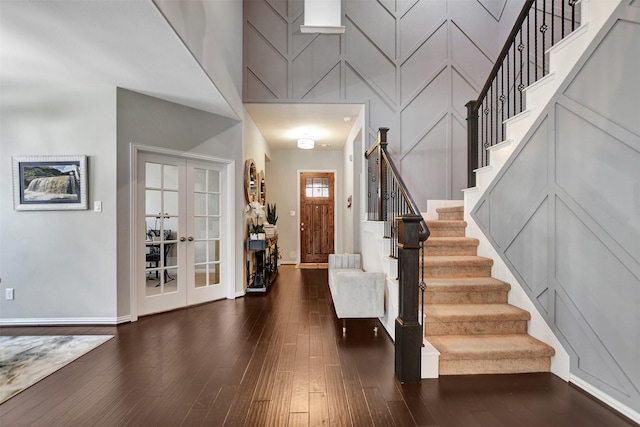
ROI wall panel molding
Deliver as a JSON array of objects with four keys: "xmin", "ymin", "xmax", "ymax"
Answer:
[
  {"xmin": 471, "ymin": 1, "xmax": 640, "ymax": 414},
  {"xmin": 244, "ymin": 0, "xmax": 506, "ymax": 203}
]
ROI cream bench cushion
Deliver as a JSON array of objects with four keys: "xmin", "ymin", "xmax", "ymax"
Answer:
[{"xmin": 328, "ymin": 254, "xmax": 385, "ymax": 319}]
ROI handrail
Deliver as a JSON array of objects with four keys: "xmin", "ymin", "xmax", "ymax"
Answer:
[
  {"xmin": 466, "ymin": 0, "xmax": 581, "ymax": 187},
  {"xmin": 365, "ymin": 128, "xmax": 429, "ymax": 260}
]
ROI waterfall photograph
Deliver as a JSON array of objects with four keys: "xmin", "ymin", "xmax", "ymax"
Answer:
[{"xmin": 13, "ymin": 155, "xmax": 87, "ymax": 211}]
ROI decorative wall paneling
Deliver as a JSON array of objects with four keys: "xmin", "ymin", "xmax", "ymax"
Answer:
[
  {"xmin": 471, "ymin": 2, "xmax": 640, "ymax": 414},
  {"xmin": 244, "ymin": 0, "xmax": 517, "ymax": 204}
]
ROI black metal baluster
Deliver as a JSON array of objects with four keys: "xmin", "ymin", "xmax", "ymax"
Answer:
[
  {"xmin": 540, "ymin": 0, "xmax": 547, "ymax": 76},
  {"xmin": 552, "ymin": 0, "xmax": 556, "ymax": 45},
  {"xmin": 506, "ymin": 49, "xmax": 510, "ymax": 121},
  {"xmin": 534, "ymin": 0, "xmax": 539, "ymax": 81},
  {"xmin": 562, "ymin": 0, "xmax": 566, "ymax": 37},
  {"xmin": 519, "ymin": 29, "xmax": 524, "ymax": 112}
]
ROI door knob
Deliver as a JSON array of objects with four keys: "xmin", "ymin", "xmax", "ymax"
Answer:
[
  {"xmin": 180, "ymin": 237, "xmax": 186, "ymax": 242},
  {"xmin": 187, "ymin": 236, "xmax": 194, "ymax": 241}
]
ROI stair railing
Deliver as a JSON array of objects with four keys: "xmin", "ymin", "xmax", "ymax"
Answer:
[
  {"xmin": 365, "ymin": 127, "xmax": 430, "ymax": 259},
  {"xmin": 466, "ymin": 0, "xmax": 581, "ymax": 187},
  {"xmin": 365, "ymin": 127, "xmax": 429, "ymax": 383}
]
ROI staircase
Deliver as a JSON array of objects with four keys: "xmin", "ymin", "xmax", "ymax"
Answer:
[{"xmin": 422, "ymin": 205, "xmax": 554, "ymax": 375}]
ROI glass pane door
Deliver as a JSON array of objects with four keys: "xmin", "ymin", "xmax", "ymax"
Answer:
[
  {"xmin": 186, "ymin": 161, "xmax": 227, "ymax": 305},
  {"xmin": 193, "ymin": 167, "xmax": 221, "ymax": 288},
  {"xmin": 144, "ymin": 162, "xmax": 180, "ymax": 295},
  {"xmin": 137, "ymin": 153, "xmax": 186, "ymax": 316}
]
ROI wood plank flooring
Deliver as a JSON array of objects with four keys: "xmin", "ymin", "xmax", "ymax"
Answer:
[{"xmin": 1, "ymin": 266, "xmax": 636, "ymax": 426}]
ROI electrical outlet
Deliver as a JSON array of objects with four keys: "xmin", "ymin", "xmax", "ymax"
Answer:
[{"xmin": 5, "ymin": 288, "xmax": 14, "ymax": 300}]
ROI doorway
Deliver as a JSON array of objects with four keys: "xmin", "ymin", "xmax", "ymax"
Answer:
[
  {"xmin": 136, "ymin": 151, "xmax": 230, "ymax": 316},
  {"xmin": 299, "ymin": 171, "xmax": 335, "ymax": 263}
]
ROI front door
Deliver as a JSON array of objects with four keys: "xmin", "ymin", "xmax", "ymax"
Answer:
[
  {"xmin": 137, "ymin": 152, "xmax": 228, "ymax": 316},
  {"xmin": 300, "ymin": 172, "xmax": 335, "ymax": 263}
]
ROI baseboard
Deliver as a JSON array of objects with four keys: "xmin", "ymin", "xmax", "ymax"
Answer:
[
  {"xmin": 0, "ymin": 317, "xmax": 121, "ymax": 326},
  {"xmin": 570, "ymin": 374, "xmax": 640, "ymax": 424}
]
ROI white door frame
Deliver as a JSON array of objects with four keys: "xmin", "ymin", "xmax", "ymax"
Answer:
[{"xmin": 130, "ymin": 143, "xmax": 236, "ymax": 322}]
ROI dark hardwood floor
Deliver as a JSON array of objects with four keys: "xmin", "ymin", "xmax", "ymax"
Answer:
[{"xmin": 1, "ymin": 266, "xmax": 636, "ymax": 426}]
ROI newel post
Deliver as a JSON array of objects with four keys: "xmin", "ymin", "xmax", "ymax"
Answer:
[
  {"xmin": 376, "ymin": 127, "xmax": 389, "ymax": 222},
  {"xmin": 395, "ymin": 213, "xmax": 422, "ymax": 383},
  {"xmin": 466, "ymin": 100, "xmax": 479, "ymax": 189}
]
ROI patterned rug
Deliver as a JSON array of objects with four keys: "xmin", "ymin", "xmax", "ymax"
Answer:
[{"xmin": 0, "ymin": 335, "xmax": 113, "ymax": 404}]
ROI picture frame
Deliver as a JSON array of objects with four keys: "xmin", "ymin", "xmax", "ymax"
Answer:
[{"xmin": 12, "ymin": 155, "xmax": 88, "ymax": 211}]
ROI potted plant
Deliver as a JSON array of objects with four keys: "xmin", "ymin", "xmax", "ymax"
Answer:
[
  {"xmin": 264, "ymin": 203, "xmax": 278, "ymax": 237},
  {"xmin": 245, "ymin": 201, "xmax": 266, "ymax": 240},
  {"xmin": 249, "ymin": 223, "xmax": 265, "ymax": 240},
  {"xmin": 266, "ymin": 203, "xmax": 278, "ymax": 225}
]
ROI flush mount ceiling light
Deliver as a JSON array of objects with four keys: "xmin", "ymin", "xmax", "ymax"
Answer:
[{"xmin": 297, "ymin": 138, "xmax": 315, "ymax": 149}]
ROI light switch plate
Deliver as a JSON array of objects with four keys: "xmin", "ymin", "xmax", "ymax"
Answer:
[{"xmin": 94, "ymin": 201, "xmax": 102, "ymax": 212}]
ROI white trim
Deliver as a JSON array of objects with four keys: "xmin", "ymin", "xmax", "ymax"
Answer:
[
  {"xmin": 129, "ymin": 143, "xmax": 236, "ymax": 320},
  {"xmin": 300, "ymin": 25, "xmax": 345, "ymax": 34},
  {"xmin": 570, "ymin": 374, "xmax": 640, "ymax": 424},
  {"xmin": 0, "ymin": 317, "xmax": 123, "ymax": 326},
  {"xmin": 297, "ymin": 169, "xmax": 338, "ymax": 264}
]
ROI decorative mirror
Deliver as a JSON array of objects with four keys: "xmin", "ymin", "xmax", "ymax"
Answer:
[
  {"xmin": 258, "ymin": 170, "xmax": 266, "ymax": 206},
  {"xmin": 244, "ymin": 159, "xmax": 258, "ymax": 203}
]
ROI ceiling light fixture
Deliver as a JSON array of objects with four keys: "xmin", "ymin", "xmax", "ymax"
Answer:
[{"xmin": 297, "ymin": 138, "xmax": 315, "ymax": 149}]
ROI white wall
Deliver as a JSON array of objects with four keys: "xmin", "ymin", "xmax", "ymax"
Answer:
[
  {"xmin": 0, "ymin": 86, "xmax": 118, "ymax": 323},
  {"xmin": 342, "ymin": 109, "xmax": 365, "ymax": 254},
  {"xmin": 266, "ymin": 150, "xmax": 344, "ymax": 264}
]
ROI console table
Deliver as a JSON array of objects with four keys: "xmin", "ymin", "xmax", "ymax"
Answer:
[{"xmin": 246, "ymin": 235, "xmax": 278, "ymax": 293}]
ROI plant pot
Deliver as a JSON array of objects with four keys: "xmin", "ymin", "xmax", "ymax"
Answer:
[{"xmin": 250, "ymin": 233, "xmax": 265, "ymax": 240}]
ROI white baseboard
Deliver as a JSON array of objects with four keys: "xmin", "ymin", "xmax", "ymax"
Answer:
[
  {"xmin": 570, "ymin": 374, "xmax": 640, "ymax": 424},
  {"xmin": 0, "ymin": 317, "xmax": 122, "ymax": 326}
]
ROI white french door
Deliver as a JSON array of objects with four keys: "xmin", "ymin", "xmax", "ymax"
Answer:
[{"xmin": 137, "ymin": 152, "xmax": 228, "ymax": 316}]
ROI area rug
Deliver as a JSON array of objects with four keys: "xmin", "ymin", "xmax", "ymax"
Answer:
[{"xmin": 0, "ymin": 335, "xmax": 113, "ymax": 404}]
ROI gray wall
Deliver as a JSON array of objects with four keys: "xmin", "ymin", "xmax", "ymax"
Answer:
[
  {"xmin": 116, "ymin": 89, "xmax": 241, "ymax": 316},
  {"xmin": 265, "ymin": 150, "xmax": 344, "ymax": 264},
  {"xmin": 244, "ymin": 0, "xmax": 524, "ymax": 207},
  {"xmin": 0, "ymin": 86, "xmax": 118, "ymax": 322},
  {"xmin": 471, "ymin": 1, "xmax": 640, "ymax": 413}
]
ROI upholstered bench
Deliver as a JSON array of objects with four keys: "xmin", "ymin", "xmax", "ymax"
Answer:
[{"xmin": 328, "ymin": 254, "xmax": 385, "ymax": 334}]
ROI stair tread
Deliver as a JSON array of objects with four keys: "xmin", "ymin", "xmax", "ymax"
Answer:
[
  {"xmin": 423, "ymin": 256, "xmax": 493, "ymax": 265},
  {"xmin": 425, "ymin": 277, "xmax": 510, "ymax": 292},
  {"xmin": 426, "ymin": 220, "xmax": 467, "ymax": 227},
  {"xmin": 425, "ymin": 304, "xmax": 530, "ymax": 321},
  {"xmin": 425, "ymin": 237, "xmax": 479, "ymax": 246},
  {"xmin": 436, "ymin": 206, "xmax": 464, "ymax": 213},
  {"xmin": 427, "ymin": 334, "xmax": 555, "ymax": 360}
]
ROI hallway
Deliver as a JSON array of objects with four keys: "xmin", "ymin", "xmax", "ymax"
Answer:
[{"xmin": 0, "ymin": 266, "xmax": 635, "ymax": 426}]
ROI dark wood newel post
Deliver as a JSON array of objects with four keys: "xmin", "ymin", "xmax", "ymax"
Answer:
[
  {"xmin": 466, "ymin": 100, "xmax": 479, "ymax": 189},
  {"xmin": 395, "ymin": 213, "xmax": 422, "ymax": 384},
  {"xmin": 377, "ymin": 127, "xmax": 389, "ymax": 222}
]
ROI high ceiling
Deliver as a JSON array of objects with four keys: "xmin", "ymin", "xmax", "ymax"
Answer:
[
  {"xmin": 0, "ymin": 1, "xmax": 361, "ymax": 151},
  {"xmin": 0, "ymin": 0, "xmax": 236, "ymax": 119}
]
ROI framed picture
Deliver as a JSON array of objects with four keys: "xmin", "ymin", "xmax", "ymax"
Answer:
[{"xmin": 12, "ymin": 155, "xmax": 88, "ymax": 211}]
